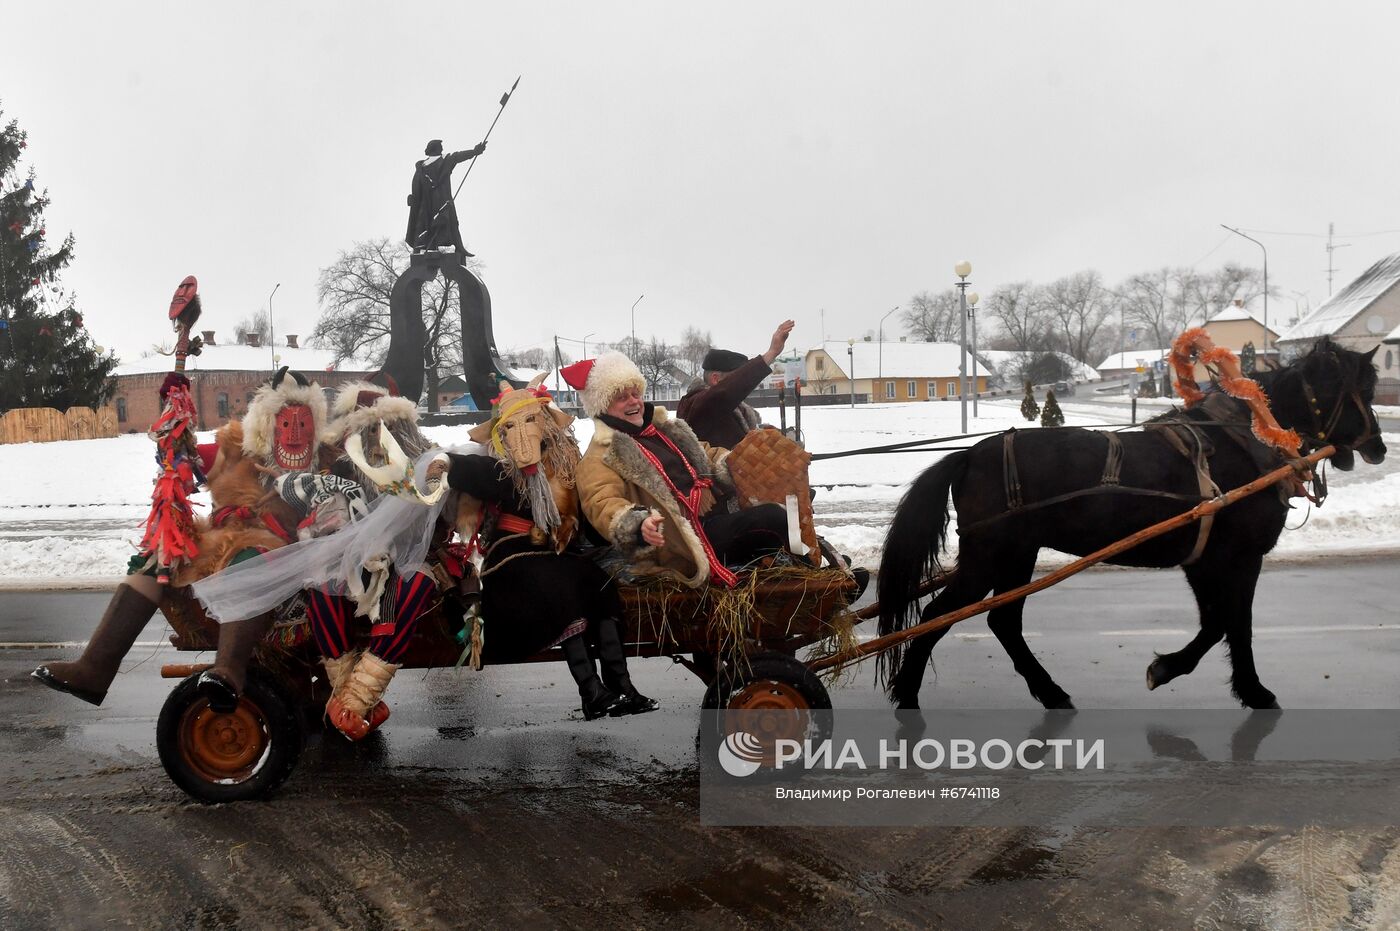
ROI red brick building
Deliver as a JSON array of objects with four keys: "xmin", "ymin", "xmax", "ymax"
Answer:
[{"xmin": 111, "ymin": 330, "xmax": 376, "ymax": 433}]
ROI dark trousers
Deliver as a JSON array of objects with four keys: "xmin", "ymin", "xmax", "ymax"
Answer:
[
  {"xmin": 306, "ymin": 571, "xmax": 436, "ymax": 664},
  {"xmin": 700, "ymin": 503, "xmax": 788, "ymax": 568}
]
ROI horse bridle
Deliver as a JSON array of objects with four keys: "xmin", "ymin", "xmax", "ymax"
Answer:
[{"xmin": 1296, "ymin": 356, "xmax": 1379, "ymax": 454}]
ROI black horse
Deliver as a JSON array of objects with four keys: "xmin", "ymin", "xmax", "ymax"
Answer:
[{"xmin": 877, "ymin": 339, "xmax": 1386, "ymax": 711}]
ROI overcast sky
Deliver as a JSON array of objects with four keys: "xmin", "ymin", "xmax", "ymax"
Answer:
[{"xmin": 7, "ymin": 1, "xmax": 1400, "ymax": 366}]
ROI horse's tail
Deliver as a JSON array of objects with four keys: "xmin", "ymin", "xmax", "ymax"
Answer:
[{"xmin": 876, "ymin": 450, "xmax": 969, "ymax": 685}]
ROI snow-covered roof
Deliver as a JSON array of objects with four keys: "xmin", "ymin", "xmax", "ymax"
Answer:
[
  {"xmin": 809, "ymin": 340, "xmax": 976, "ymax": 378},
  {"xmin": 113, "ymin": 342, "xmax": 375, "ymax": 376},
  {"xmin": 1208, "ymin": 303, "xmax": 1275, "ymax": 326},
  {"xmin": 1277, "ymin": 252, "xmax": 1400, "ymax": 343},
  {"xmin": 1096, "ymin": 348, "xmax": 1170, "ymax": 371},
  {"xmin": 977, "ymin": 349, "xmax": 1098, "ymax": 382}
]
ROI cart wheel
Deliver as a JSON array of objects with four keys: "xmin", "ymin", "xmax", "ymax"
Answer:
[
  {"xmin": 700, "ymin": 651, "xmax": 832, "ymax": 768},
  {"xmin": 157, "ymin": 669, "xmax": 303, "ymax": 804}
]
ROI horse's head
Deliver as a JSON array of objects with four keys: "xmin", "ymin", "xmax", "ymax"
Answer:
[
  {"xmin": 1282, "ymin": 339, "xmax": 1386, "ymax": 470},
  {"xmin": 468, "ymin": 374, "xmax": 576, "ymax": 473}
]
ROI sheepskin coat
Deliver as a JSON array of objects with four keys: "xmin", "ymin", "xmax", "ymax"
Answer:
[{"xmin": 577, "ymin": 405, "xmax": 734, "ymax": 588}]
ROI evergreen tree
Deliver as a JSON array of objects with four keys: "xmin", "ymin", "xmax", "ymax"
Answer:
[
  {"xmin": 1239, "ymin": 341, "xmax": 1256, "ymax": 375},
  {"xmin": 1020, "ymin": 381, "xmax": 1040, "ymax": 421},
  {"xmin": 0, "ymin": 106, "xmax": 115, "ymax": 412},
  {"xmin": 1040, "ymin": 389, "xmax": 1065, "ymax": 427}
]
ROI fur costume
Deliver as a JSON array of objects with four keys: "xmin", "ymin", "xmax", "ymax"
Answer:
[
  {"xmin": 323, "ymin": 380, "xmax": 421, "ymax": 448},
  {"xmin": 576, "ymin": 405, "xmax": 734, "ymax": 587},
  {"xmin": 175, "ymin": 422, "xmax": 302, "ymax": 586}
]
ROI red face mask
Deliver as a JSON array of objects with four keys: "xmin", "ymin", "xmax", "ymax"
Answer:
[{"xmin": 273, "ymin": 404, "xmax": 315, "ymax": 470}]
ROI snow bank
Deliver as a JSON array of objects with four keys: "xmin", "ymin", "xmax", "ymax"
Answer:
[{"xmin": 0, "ymin": 398, "xmax": 1394, "ymax": 586}]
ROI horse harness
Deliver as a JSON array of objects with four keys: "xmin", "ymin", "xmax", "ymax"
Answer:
[{"xmin": 989, "ymin": 395, "xmax": 1288, "ymax": 566}]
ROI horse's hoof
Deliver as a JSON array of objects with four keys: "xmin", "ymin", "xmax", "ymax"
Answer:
[
  {"xmin": 895, "ymin": 698, "xmax": 920, "ymax": 711},
  {"xmin": 1047, "ymin": 698, "xmax": 1076, "ymax": 710}
]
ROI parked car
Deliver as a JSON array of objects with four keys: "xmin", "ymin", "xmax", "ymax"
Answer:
[{"xmin": 1053, "ymin": 380, "xmax": 1076, "ymax": 397}]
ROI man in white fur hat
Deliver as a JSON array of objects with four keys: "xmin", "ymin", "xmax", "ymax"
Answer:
[{"xmin": 565, "ymin": 352, "xmax": 789, "ymax": 588}]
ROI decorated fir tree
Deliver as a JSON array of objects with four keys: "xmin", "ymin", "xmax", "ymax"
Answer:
[
  {"xmin": 1020, "ymin": 381, "xmax": 1040, "ymax": 421},
  {"xmin": 1041, "ymin": 389, "xmax": 1065, "ymax": 427},
  {"xmin": 0, "ymin": 107, "xmax": 115, "ymax": 412}
]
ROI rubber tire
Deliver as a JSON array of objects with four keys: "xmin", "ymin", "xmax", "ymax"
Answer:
[
  {"xmin": 157, "ymin": 669, "xmax": 304, "ymax": 804},
  {"xmin": 701, "ymin": 650, "xmax": 832, "ymax": 711}
]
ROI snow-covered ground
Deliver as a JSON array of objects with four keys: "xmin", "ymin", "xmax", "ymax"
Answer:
[{"xmin": 0, "ymin": 396, "xmax": 1395, "ymax": 587}]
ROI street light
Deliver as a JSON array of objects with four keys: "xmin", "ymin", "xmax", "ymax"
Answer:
[
  {"xmin": 967, "ymin": 291, "xmax": 980, "ymax": 417},
  {"xmin": 847, "ymin": 339, "xmax": 855, "ymax": 409},
  {"xmin": 954, "ymin": 260, "xmax": 972, "ymax": 433},
  {"xmin": 1221, "ymin": 225, "xmax": 1268, "ymax": 363},
  {"xmin": 266, "ymin": 282, "xmax": 281, "ymax": 371},
  {"xmin": 877, "ymin": 305, "xmax": 899, "ymax": 384},
  {"xmin": 630, "ymin": 294, "xmax": 644, "ymax": 357}
]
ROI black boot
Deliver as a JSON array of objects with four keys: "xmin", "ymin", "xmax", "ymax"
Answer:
[
  {"xmin": 32, "ymin": 582, "xmax": 159, "ymax": 706},
  {"xmin": 560, "ymin": 635, "xmax": 620, "ymax": 720},
  {"xmin": 195, "ymin": 612, "xmax": 275, "ymax": 713},
  {"xmin": 595, "ymin": 617, "xmax": 658, "ymax": 716}
]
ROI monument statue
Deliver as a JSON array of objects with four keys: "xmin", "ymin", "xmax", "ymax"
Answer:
[{"xmin": 405, "ymin": 139, "xmax": 486, "ymax": 255}]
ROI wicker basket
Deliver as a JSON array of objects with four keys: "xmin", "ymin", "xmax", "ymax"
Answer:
[{"xmin": 725, "ymin": 428, "xmax": 817, "ymax": 557}]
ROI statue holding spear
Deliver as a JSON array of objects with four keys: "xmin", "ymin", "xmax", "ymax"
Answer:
[{"xmin": 405, "ymin": 76, "xmax": 520, "ymax": 257}]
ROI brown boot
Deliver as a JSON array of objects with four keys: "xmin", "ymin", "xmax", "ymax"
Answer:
[
  {"xmin": 32, "ymin": 583, "xmax": 159, "ymax": 705},
  {"xmin": 327, "ymin": 653, "xmax": 399, "ymax": 741},
  {"xmin": 195, "ymin": 612, "xmax": 275, "ymax": 713}
]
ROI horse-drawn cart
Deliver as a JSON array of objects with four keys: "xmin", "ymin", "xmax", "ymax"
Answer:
[{"xmin": 154, "ymin": 566, "xmax": 859, "ymax": 803}]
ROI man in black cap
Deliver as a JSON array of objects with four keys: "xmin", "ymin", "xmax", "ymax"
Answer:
[
  {"xmin": 676, "ymin": 319, "xmax": 793, "ymax": 448},
  {"xmin": 406, "ymin": 139, "xmax": 487, "ymax": 255}
]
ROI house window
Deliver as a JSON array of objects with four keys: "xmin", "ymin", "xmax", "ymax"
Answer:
[
  {"xmin": 885, "ymin": 381, "xmax": 895, "ymax": 400},
  {"xmin": 1388, "ymin": 350, "xmax": 1394, "ymax": 371},
  {"xmin": 217, "ymin": 393, "xmax": 230, "ymax": 419},
  {"xmin": 946, "ymin": 381, "xmax": 957, "ymax": 398},
  {"xmin": 927, "ymin": 381, "xmax": 936, "ymax": 398},
  {"xmin": 816, "ymin": 357, "xmax": 825, "ymax": 372},
  {"xmin": 116, "ymin": 397, "xmax": 127, "ymax": 423},
  {"xmin": 906, "ymin": 380, "xmax": 916, "ymax": 398}
]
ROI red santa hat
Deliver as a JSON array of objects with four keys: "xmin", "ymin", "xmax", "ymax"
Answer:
[{"xmin": 561, "ymin": 350, "xmax": 645, "ymax": 418}]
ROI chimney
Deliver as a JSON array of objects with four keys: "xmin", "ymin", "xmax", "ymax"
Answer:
[
  {"xmin": 285, "ymin": 334, "xmax": 298, "ymax": 349},
  {"xmin": 246, "ymin": 332, "xmax": 262, "ymax": 348},
  {"xmin": 201, "ymin": 330, "xmax": 216, "ymax": 345}
]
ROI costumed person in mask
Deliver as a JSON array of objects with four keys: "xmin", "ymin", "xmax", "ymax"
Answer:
[
  {"xmin": 568, "ymin": 352, "xmax": 790, "ymax": 589},
  {"xmin": 33, "ymin": 282, "xmax": 321, "ymax": 709},
  {"xmin": 195, "ymin": 381, "xmax": 451, "ymax": 741},
  {"xmin": 425, "ymin": 375, "xmax": 658, "ymax": 719},
  {"xmin": 676, "ymin": 320, "xmax": 794, "ymax": 448},
  {"xmin": 190, "ymin": 368, "xmax": 332, "ymax": 711},
  {"xmin": 406, "ymin": 138, "xmax": 487, "ymax": 255}
]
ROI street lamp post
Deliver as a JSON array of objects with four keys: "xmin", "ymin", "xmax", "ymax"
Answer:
[
  {"xmin": 954, "ymin": 260, "xmax": 972, "ymax": 433},
  {"xmin": 877, "ymin": 305, "xmax": 899, "ymax": 383},
  {"xmin": 266, "ymin": 282, "xmax": 281, "ymax": 371},
  {"xmin": 630, "ymin": 294, "xmax": 644, "ymax": 357},
  {"xmin": 847, "ymin": 339, "xmax": 855, "ymax": 409},
  {"xmin": 1221, "ymin": 225, "xmax": 1268, "ymax": 362},
  {"xmin": 967, "ymin": 291, "xmax": 980, "ymax": 417}
]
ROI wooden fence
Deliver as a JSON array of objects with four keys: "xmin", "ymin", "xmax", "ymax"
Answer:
[{"xmin": 0, "ymin": 406, "xmax": 119, "ymax": 445}]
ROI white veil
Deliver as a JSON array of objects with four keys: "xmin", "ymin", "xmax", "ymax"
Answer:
[{"xmin": 193, "ymin": 447, "xmax": 470, "ymax": 623}]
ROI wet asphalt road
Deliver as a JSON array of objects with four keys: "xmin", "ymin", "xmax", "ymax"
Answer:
[{"xmin": 2, "ymin": 558, "xmax": 1400, "ymax": 929}]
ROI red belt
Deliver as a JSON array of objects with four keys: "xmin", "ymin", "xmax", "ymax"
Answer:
[{"xmin": 495, "ymin": 512, "xmax": 535, "ymax": 535}]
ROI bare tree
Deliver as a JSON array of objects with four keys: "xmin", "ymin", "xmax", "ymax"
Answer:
[
  {"xmin": 311, "ymin": 238, "xmax": 482, "ymax": 411},
  {"xmin": 1042, "ymin": 270, "xmax": 1111, "ymax": 363},
  {"xmin": 985, "ymin": 281, "xmax": 1052, "ymax": 352},
  {"xmin": 234, "ymin": 309, "xmax": 270, "ymax": 344},
  {"xmin": 901, "ymin": 289, "xmax": 962, "ymax": 342},
  {"xmin": 503, "ymin": 346, "xmax": 556, "ymax": 370},
  {"xmin": 1183, "ymin": 263, "xmax": 1268, "ymax": 326},
  {"xmin": 635, "ymin": 337, "xmax": 674, "ymax": 394},
  {"xmin": 678, "ymin": 326, "xmax": 713, "ymax": 374},
  {"xmin": 1116, "ymin": 267, "xmax": 1194, "ymax": 353}
]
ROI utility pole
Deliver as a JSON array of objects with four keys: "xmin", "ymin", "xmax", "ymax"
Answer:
[{"xmin": 1325, "ymin": 221, "xmax": 1351, "ymax": 296}]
